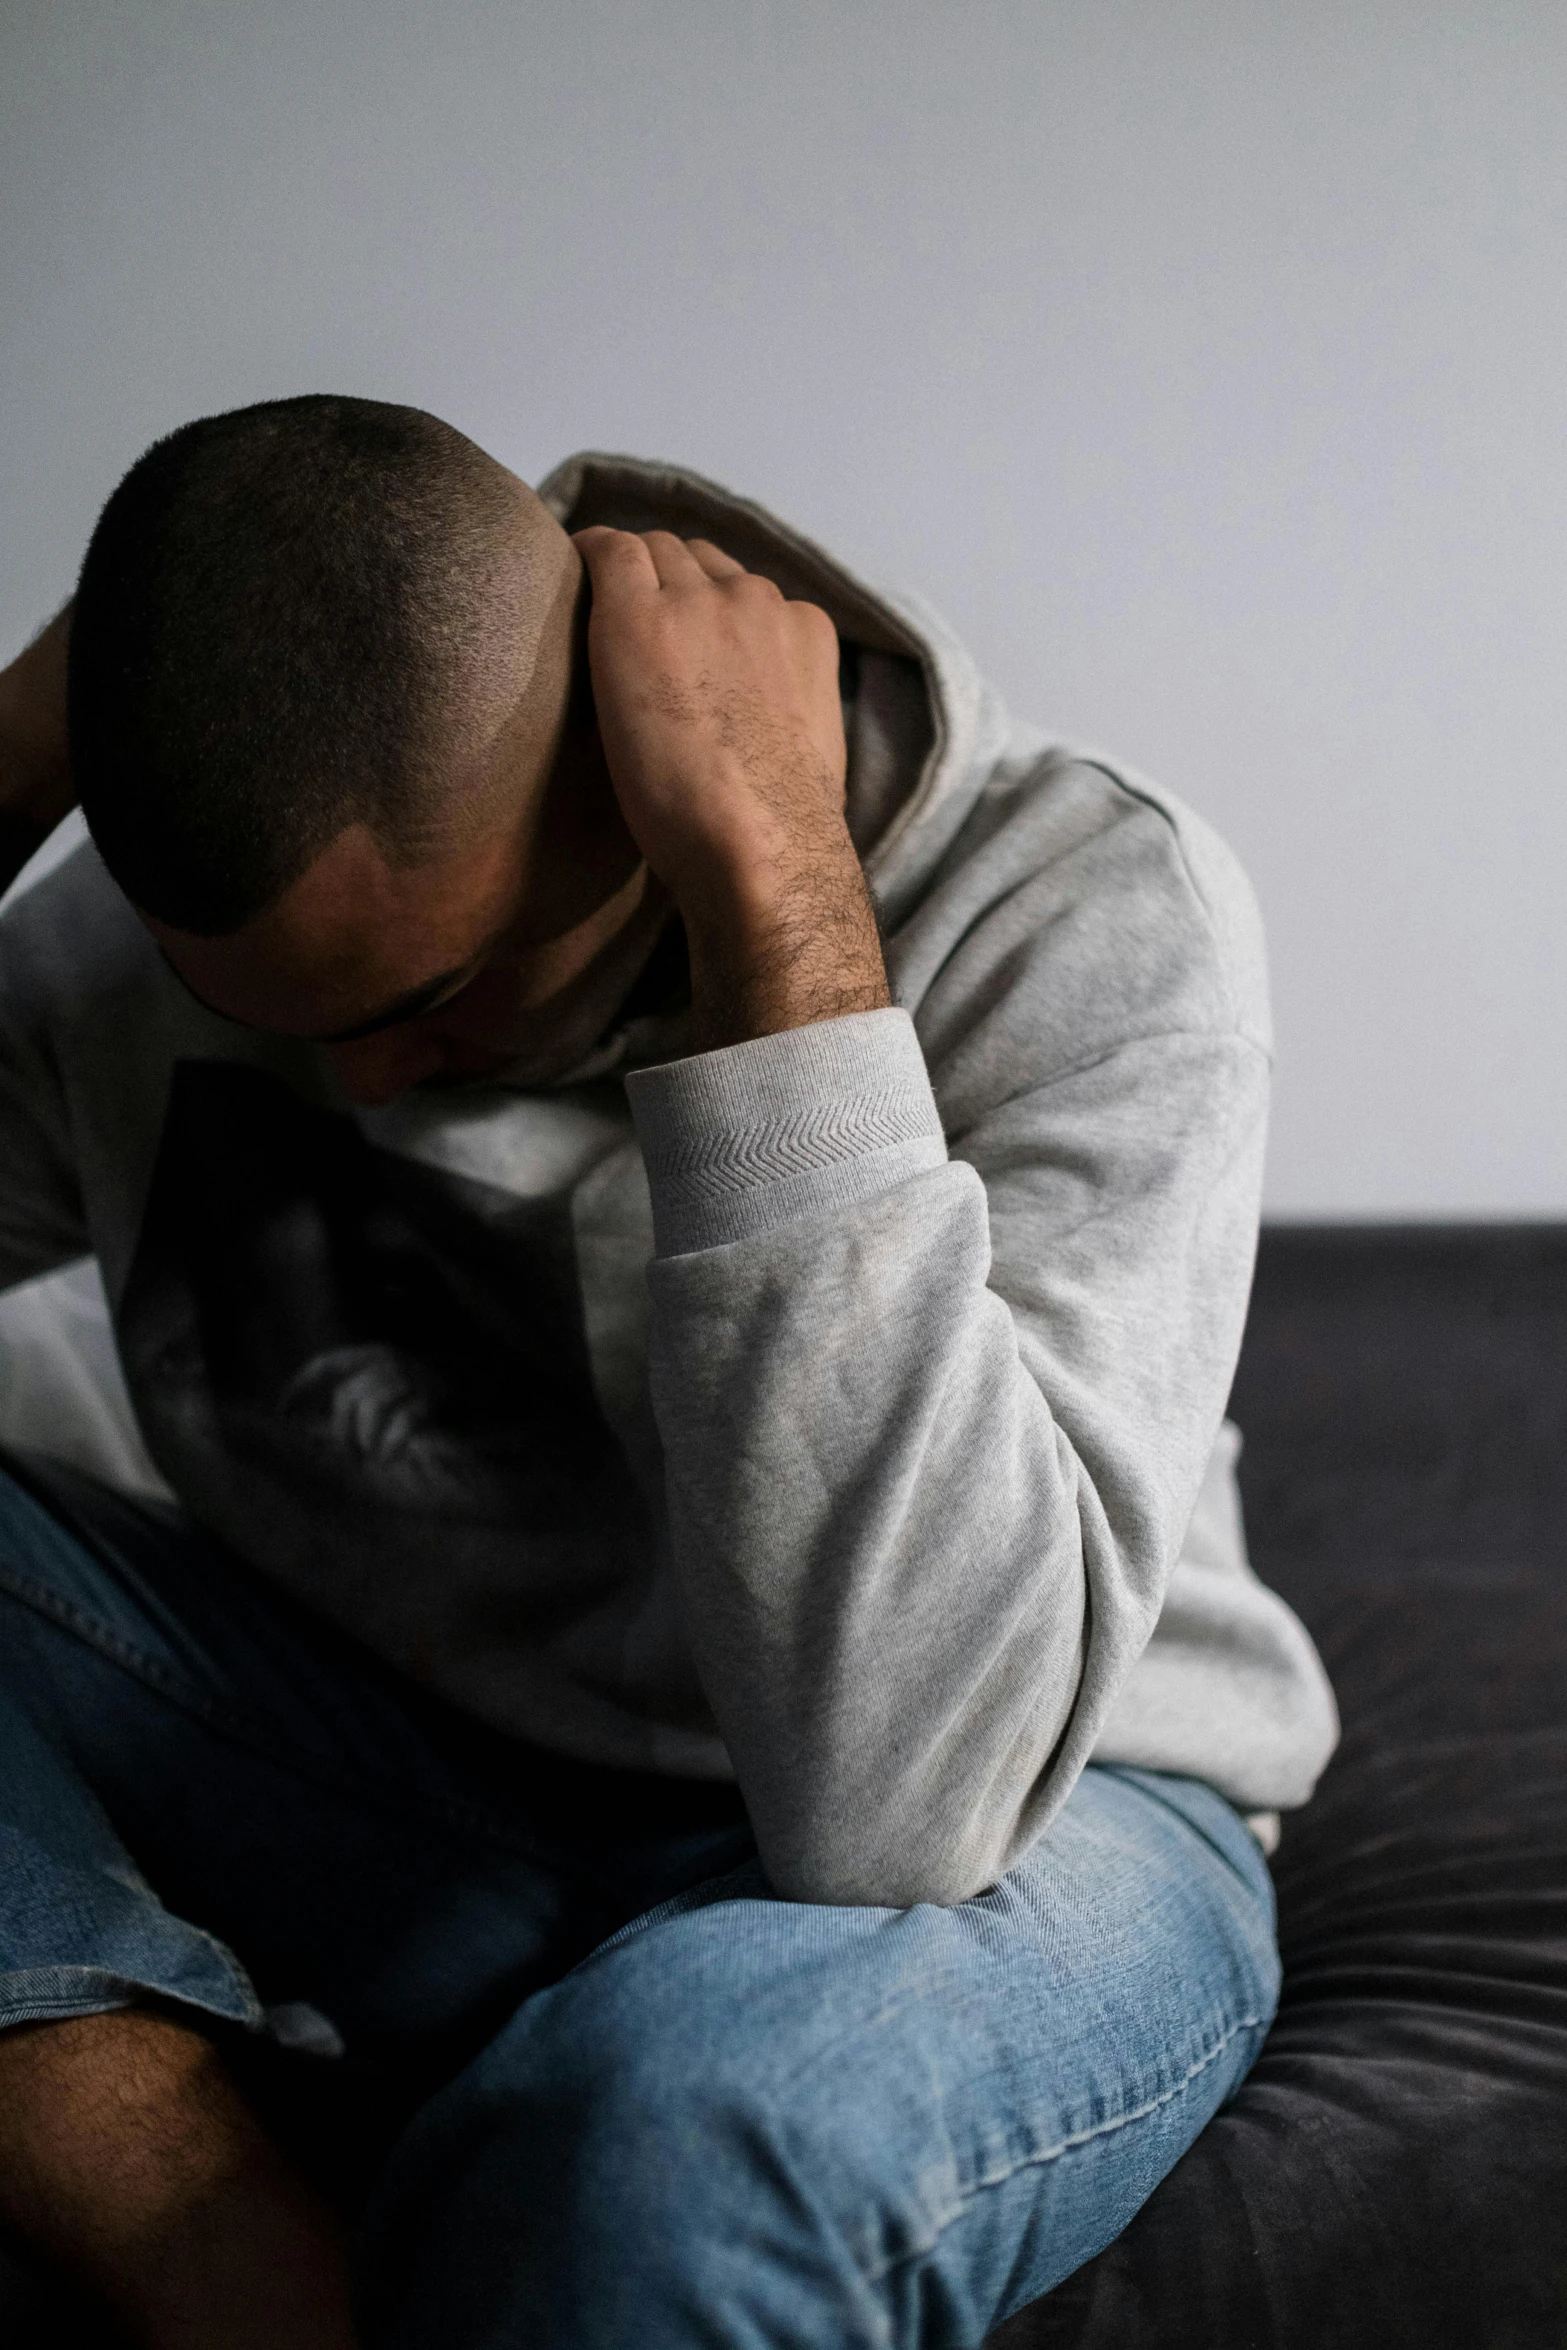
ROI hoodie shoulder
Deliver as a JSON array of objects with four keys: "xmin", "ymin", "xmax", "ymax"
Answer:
[
  {"xmin": 1070, "ymin": 755, "xmax": 1272, "ymax": 1057},
  {"xmin": 897, "ymin": 748, "xmax": 1273, "ymax": 1114}
]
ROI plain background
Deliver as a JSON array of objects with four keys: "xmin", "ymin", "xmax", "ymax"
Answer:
[{"xmin": 1, "ymin": 0, "xmax": 1561, "ymax": 1216}]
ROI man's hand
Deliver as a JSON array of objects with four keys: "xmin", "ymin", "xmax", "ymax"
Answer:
[{"xmin": 574, "ymin": 529, "xmax": 890, "ymax": 1050}]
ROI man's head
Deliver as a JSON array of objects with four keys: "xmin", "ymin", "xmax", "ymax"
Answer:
[{"xmin": 69, "ymin": 395, "xmax": 641, "ymax": 1098}]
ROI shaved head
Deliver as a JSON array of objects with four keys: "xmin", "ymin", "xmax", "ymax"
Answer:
[{"xmin": 69, "ymin": 394, "xmax": 579, "ymax": 934}]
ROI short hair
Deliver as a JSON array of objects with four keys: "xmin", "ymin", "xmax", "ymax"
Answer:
[{"xmin": 69, "ymin": 394, "xmax": 528, "ymax": 934}]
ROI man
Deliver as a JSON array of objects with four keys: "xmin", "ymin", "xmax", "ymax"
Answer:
[{"xmin": 0, "ymin": 397, "xmax": 1336, "ymax": 2349}]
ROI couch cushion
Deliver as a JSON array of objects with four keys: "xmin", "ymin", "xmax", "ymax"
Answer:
[{"xmin": 992, "ymin": 1224, "xmax": 1567, "ymax": 2350}]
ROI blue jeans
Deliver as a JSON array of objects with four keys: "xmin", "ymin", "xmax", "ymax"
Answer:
[{"xmin": 0, "ymin": 1452, "xmax": 1280, "ymax": 2348}]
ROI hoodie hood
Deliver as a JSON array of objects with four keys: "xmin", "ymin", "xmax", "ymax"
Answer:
[{"xmin": 536, "ymin": 452, "xmax": 1018, "ymax": 924}]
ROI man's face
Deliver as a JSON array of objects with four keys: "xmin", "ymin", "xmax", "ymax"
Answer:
[{"xmin": 145, "ymin": 520, "xmax": 645, "ymax": 1106}]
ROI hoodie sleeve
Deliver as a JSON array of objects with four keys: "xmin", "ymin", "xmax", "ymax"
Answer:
[{"xmin": 625, "ymin": 774, "xmax": 1274, "ymax": 1908}]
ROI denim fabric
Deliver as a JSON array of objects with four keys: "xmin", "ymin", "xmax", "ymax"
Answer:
[{"xmin": 0, "ymin": 1454, "xmax": 1280, "ymax": 2349}]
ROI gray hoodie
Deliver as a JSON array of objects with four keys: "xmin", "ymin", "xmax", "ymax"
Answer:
[{"xmin": 0, "ymin": 453, "xmax": 1337, "ymax": 1906}]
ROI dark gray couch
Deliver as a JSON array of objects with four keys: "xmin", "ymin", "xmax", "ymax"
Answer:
[{"xmin": 995, "ymin": 1223, "xmax": 1567, "ymax": 2350}]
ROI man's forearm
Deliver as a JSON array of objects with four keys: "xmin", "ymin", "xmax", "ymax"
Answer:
[
  {"xmin": 0, "ymin": 2008, "xmax": 358, "ymax": 2349},
  {"xmin": 682, "ymin": 847, "xmax": 890, "ymax": 1052},
  {"xmin": 0, "ymin": 605, "xmax": 76, "ymax": 892}
]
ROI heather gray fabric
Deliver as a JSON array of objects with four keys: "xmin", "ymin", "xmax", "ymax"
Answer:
[{"xmin": 0, "ymin": 453, "xmax": 1335, "ymax": 1905}]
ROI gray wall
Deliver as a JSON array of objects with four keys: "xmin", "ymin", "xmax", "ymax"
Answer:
[{"xmin": 2, "ymin": 0, "xmax": 1561, "ymax": 1215}]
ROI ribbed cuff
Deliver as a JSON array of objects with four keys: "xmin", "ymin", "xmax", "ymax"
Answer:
[{"xmin": 626, "ymin": 1008, "xmax": 947, "ymax": 1257}]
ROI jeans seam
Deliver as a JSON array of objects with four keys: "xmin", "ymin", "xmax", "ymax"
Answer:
[
  {"xmin": 0, "ymin": 1993, "xmax": 139, "ymax": 2029},
  {"xmin": 0, "ymin": 1962, "xmax": 263, "ymax": 2034},
  {"xmin": 0, "ymin": 1556, "xmax": 568, "ymax": 1863},
  {"xmin": 0, "ymin": 1556, "xmax": 219, "ymax": 1711},
  {"xmin": 864, "ymin": 2004, "xmax": 1269, "ymax": 2286}
]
